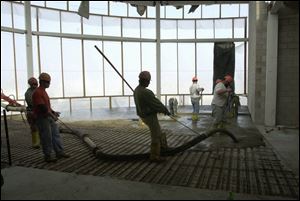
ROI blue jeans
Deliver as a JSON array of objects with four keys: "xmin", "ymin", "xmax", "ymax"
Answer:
[
  {"xmin": 191, "ymin": 97, "xmax": 200, "ymax": 114},
  {"xmin": 36, "ymin": 116, "xmax": 64, "ymax": 156}
]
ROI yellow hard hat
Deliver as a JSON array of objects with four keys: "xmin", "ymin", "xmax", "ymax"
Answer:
[{"xmin": 39, "ymin": 72, "xmax": 51, "ymax": 82}]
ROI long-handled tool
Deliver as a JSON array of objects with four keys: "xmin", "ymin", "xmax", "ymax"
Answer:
[{"xmin": 94, "ymin": 45, "xmax": 227, "ymax": 137}]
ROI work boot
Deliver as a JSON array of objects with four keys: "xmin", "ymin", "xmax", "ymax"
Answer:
[
  {"xmin": 192, "ymin": 114, "xmax": 199, "ymax": 121},
  {"xmin": 160, "ymin": 146, "xmax": 173, "ymax": 153},
  {"xmin": 31, "ymin": 131, "xmax": 40, "ymax": 149},
  {"xmin": 150, "ymin": 142, "xmax": 162, "ymax": 162},
  {"xmin": 56, "ymin": 152, "xmax": 70, "ymax": 159},
  {"xmin": 44, "ymin": 155, "xmax": 57, "ymax": 163}
]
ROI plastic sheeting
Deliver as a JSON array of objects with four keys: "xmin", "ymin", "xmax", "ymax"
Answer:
[{"xmin": 213, "ymin": 42, "xmax": 235, "ymax": 92}]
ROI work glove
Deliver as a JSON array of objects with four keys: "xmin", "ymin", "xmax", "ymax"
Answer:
[{"xmin": 164, "ymin": 110, "xmax": 171, "ymax": 116}]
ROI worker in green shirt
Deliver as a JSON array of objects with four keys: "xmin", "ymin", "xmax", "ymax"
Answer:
[{"xmin": 134, "ymin": 71, "xmax": 171, "ymax": 162}]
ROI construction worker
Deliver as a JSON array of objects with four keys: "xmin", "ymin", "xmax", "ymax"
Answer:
[
  {"xmin": 168, "ymin": 97, "xmax": 178, "ymax": 116},
  {"xmin": 25, "ymin": 77, "xmax": 40, "ymax": 149},
  {"xmin": 134, "ymin": 71, "xmax": 171, "ymax": 162},
  {"xmin": 32, "ymin": 72, "xmax": 70, "ymax": 162},
  {"xmin": 189, "ymin": 76, "xmax": 204, "ymax": 121},
  {"xmin": 211, "ymin": 75, "xmax": 233, "ymax": 129}
]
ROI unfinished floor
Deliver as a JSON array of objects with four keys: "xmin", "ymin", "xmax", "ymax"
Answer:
[{"xmin": 1, "ymin": 106, "xmax": 299, "ymax": 199}]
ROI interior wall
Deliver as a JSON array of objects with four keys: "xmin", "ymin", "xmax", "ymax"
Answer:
[
  {"xmin": 248, "ymin": 1, "xmax": 268, "ymax": 124},
  {"xmin": 248, "ymin": 1, "xmax": 299, "ymax": 126},
  {"xmin": 276, "ymin": 6, "xmax": 299, "ymax": 126}
]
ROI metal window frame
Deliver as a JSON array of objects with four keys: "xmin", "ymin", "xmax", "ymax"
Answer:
[{"xmin": 1, "ymin": 1, "xmax": 248, "ymax": 109}]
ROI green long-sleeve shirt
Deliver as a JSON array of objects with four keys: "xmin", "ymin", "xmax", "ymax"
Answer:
[{"xmin": 134, "ymin": 85, "xmax": 168, "ymax": 118}]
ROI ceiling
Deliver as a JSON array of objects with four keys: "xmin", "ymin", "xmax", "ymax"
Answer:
[{"xmin": 118, "ymin": 1, "xmax": 249, "ymax": 6}]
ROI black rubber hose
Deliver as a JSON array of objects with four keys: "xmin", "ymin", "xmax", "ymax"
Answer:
[
  {"xmin": 58, "ymin": 120, "xmax": 238, "ymax": 161},
  {"xmin": 94, "ymin": 128, "xmax": 238, "ymax": 161}
]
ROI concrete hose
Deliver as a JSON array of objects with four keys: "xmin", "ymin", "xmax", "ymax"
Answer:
[{"xmin": 60, "ymin": 126, "xmax": 238, "ymax": 161}]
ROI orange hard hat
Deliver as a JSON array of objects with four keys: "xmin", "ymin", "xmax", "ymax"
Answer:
[
  {"xmin": 224, "ymin": 75, "xmax": 233, "ymax": 83},
  {"xmin": 215, "ymin": 79, "xmax": 222, "ymax": 84},
  {"xmin": 28, "ymin": 77, "xmax": 38, "ymax": 86},
  {"xmin": 139, "ymin": 71, "xmax": 151, "ymax": 81},
  {"xmin": 39, "ymin": 72, "xmax": 51, "ymax": 82},
  {"xmin": 192, "ymin": 76, "xmax": 198, "ymax": 81}
]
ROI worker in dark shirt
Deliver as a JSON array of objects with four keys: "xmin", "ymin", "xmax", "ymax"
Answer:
[
  {"xmin": 25, "ymin": 77, "xmax": 40, "ymax": 148},
  {"xmin": 134, "ymin": 71, "xmax": 171, "ymax": 162}
]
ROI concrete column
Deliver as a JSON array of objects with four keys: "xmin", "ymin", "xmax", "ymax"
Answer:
[
  {"xmin": 265, "ymin": 12, "xmax": 278, "ymax": 126},
  {"xmin": 156, "ymin": 3, "xmax": 161, "ymax": 100},
  {"xmin": 24, "ymin": 1, "xmax": 34, "ymax": 79},
  {"xmin": 247, "ymin": 1, "xmax": 257, "ymax": 122}
]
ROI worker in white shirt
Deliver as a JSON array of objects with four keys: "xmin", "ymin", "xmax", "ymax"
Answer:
[{"xmin": 189, "ymin": 76, "xmax": 204, "ymax": 121}]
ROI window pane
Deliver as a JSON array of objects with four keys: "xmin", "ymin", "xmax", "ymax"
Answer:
[
  {"xmin": 83, "ymin": 15, "xmax": 102, "ymax": 35},
  {"xmin": 32, "ymin": 36, "xmax": 39, "ymax": 78},
  {"xmin": 215, "ymin": 19, "xmax": 232, "ymax": 39},
  {"xmin": 178, "ymin": 43, "xmax": 195, "ymax": 94},
  {"xmin": 103, "ymin": 16, "xmax": 121, "ymax": 37},
  {"xmin": 123, "ymin": 18, "xmax": 140, "ymax": 38},
  {"xmin": 46, "ymin": 1, "xmax": 66, "ymax": 10},
  {"xmin": 161, "ymin": 43, "xmax": 177, "ymax": 94},
  {"xmin": 142, "ymin": 43, "xmax": 156, "ymax": 93},
  {"xmin": 103, "ymin": 42, "xmax": 122, "ymax": 96},
  {"xmin": 31, "ymin": 7, "xmax": 37, "ymax": 31},
  {"xmin": 147, "ymin": 6, "xmax": 155, "ymax": 18},
  {"xmin": 202, "ymin": 4, "xmax": 219, "ymax": 18},
  {"xmin": 1, "ymin": 32, "xmax": 16, "ymax": 96},
  {"xmin": 178, "ymin": 20, "xmax": 195, "ymax": 39},
  {"xmin": 160, "ymin": 6, "xmax": 165, "ymax": 18},
  {"xmin": 92, "ymin": 97, "xmax": 109, "ymax": 109},
  {"xmin": 128, "ymin": 4, "xmax": 146, "ymax": 17},
  {"xmin": 15, "ymin": 34, "xmax": 27, "ymax": 99},
  {"xmin": 62, "ymin": 38, "xmax": 83, "ymax": 97},
  {"xmin": 234, "ymin": 18, "xmax": 245, "ymax": 38},
  {"xmin": 110, "ymin": 1, "xmax": 127, "ymax": 17},
  {"xmin": 161, "ymin": 20, "xmax": 176, "ymax": 39},
  {"xmin": 112, "ymin": 97, "xmax": 129, "ymax": 108},
  {"xmin": 61, "ymin": 11, "xmax": 81, "ymax": 34},
  {"xmin": 68, "ymin": 1, "xmax": 81, "ymax": 12},
  {"xmin": 240, "ymin": 4, "xmax": 249, "ymax": 17},
  {"xmin": 141, "ymin": 19, "xmax": 155, "ymax": 39},
  {"xmin": 197, "ymin": 43, "xmax": 214, "ymax": 93},
  {"xmin": 71, "ymin": 98, "xmax": 90, "ymax": 112},
  {"xmin": 1, "ymin": 1, "xmax": 12, "ymax": 28},
  {"xmin": 13, "ymin": 3, "xmax": 25, "ymax": 29},
  {"xmin": 184, "ymin": 5, "xmax": 201, "ymax": 19},
  {"xmin": 38, "ymin": 8, "xmax": 60, "ymax": 33},
  {"xmin": 221, "ymin": 4, "xmax": 239, "ymax": 18},
  {"xmin": 51, "ymin": 99, "xmax": 70, "ymax": 114},
  {"xmin": 123, "ymin": 42, "xmax": 140, "ymax": 95},
  {"xmin": 30, "ymin": 1, "xmax": 45, "ymax": 7},
  {"xmin": 39, "ymin": 36, "xmax": 63, "ymax": 97},
  {"xmin": 84, "ymin": 40, "xmax": 104, "ymax": 96},
  {"xmin": 90, "ymin": 1, "xmax": 108, "ymax": 15},
  {"xmin": 196, "ymin": 20, "xmax": 214, "ymax": 38},
  {"xmin": 235, "ymin": 42, "xmax": 245, "ymax": 94},
  {"xmin": 166, "ymin": 5, "xmax": 182, "ymax": 19}
]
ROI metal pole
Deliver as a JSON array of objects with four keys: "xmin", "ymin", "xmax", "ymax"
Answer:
[
  {"xmin": 94, "ymin": 45, "xmax": 205, "ymax": 136},
  {"xmin": 94, "ymin": 45, "xmax": 134, "ymax": 92},
  {"xmin": 3, "ymin": 110, "xmax": 12, "ymax": 166}
]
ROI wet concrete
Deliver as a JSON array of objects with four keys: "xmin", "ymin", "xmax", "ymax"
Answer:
[{"xmin": 1, "ymin": 106, "xmax": 299, "ymax": 199}]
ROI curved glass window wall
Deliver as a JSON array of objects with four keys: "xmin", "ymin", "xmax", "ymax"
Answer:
[{"xmin": 1, "ymin": 1, "xmax": 248, "ymax": 114}]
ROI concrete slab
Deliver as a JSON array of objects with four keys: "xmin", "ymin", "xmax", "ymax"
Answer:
[
  {"xmin": 256, "ymin": 125, "xmax": 299, "ymax": 177},
  {"xmin": 1, "ymin": 166, "xmax": 297, "ymax": 200}
]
